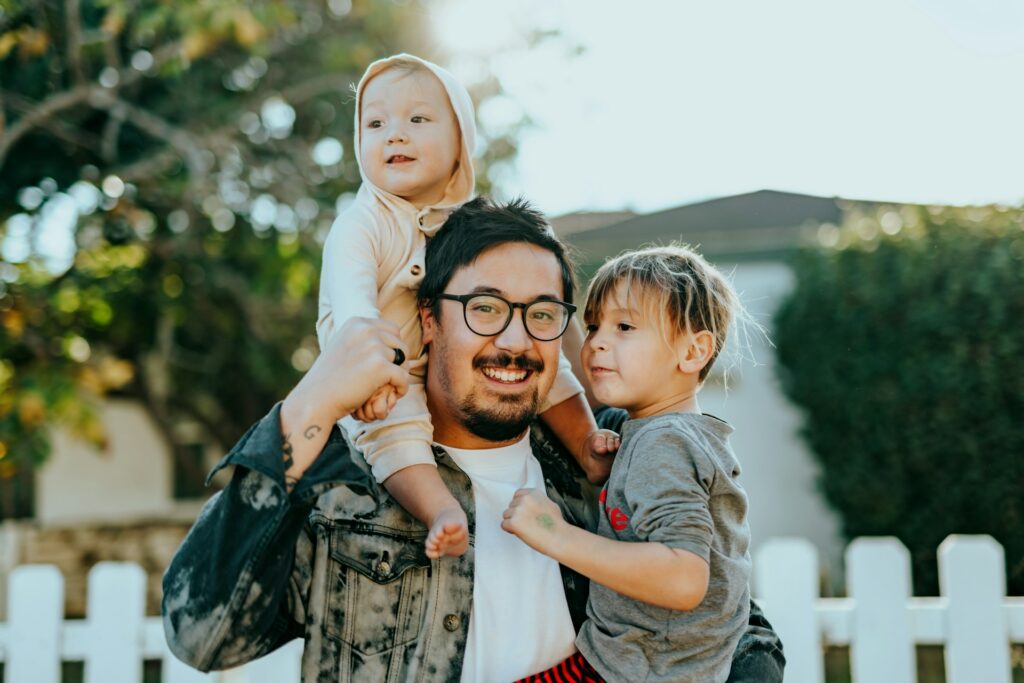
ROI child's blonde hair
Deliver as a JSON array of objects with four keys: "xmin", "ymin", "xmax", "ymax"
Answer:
[{"xmin": 583, "ymin": 244, "xmax": 741, "ymax": 382}]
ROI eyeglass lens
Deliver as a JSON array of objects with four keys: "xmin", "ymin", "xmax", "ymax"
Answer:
[{"xmin": 464, "ymin": 295, "xmax": 569, "ymax": 340}]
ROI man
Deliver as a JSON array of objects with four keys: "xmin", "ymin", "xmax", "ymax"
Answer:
[{"xmin": 162, "ymin": 197, "xmax": 785, "ymax": 681}]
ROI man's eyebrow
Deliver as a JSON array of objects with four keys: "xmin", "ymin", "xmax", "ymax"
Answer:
[{"xmin": 467, "ymin": 286, "xmax": 564, "ymax": 300}]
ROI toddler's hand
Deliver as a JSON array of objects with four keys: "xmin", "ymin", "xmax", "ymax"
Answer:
[
  {"xmin": 501, "ymin": 488, "xmax": 567, "ymax": 558},
  {"xmin": 580, "ymin": 428, "xmax": 620, "ymax": 485},
  {"xmin": 353, "ymin": 385, "xmax": 399, "ymax": 422}
]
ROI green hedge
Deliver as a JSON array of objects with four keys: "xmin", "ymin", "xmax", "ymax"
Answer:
[{"xmin": 774, "ymin": 205, "xmax": 1024, "ymax": 595}]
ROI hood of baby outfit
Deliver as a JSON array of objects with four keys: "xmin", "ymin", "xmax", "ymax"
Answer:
[{"xmin": 353, "ymin": 53, "xmax": 476, "ymax": 234}]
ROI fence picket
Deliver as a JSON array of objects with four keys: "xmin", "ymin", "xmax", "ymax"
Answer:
[
  {"xmin": 3, "ymin": 536, "xmax": 1023, "ymax": 682},
  {"xmin": 847, "ymin": 537, "xmax": 915, "ymax": 683},
  {"xmin": 85, "ymin": 562, "xmax": 147, "ymax": 683},
  {"xmin": 756, "ymin": 537, "xmax": 823, "ymax": 683},
  {"xmin": 939, "ymin": 535, "xmax": 1011, "ymax": 683},
  {"xmin": 163, "ymin": 645, "xmax": 217, "ymax": 683},
  {"xmin": 8, "ymin": 565, "xmax": 63, "ymax": 683},
  {"xmin": 222, "ymin": 640, "xmax": 303, "ymax": 683}
]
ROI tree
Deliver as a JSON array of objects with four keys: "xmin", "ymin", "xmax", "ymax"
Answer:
[
  {"xmin": 773, "ymin": 203, "xmax": 1024, "ymax": 594},
  {"xmin": 0, "ymin": 0, "xmax": 523, "ymax": 510}
]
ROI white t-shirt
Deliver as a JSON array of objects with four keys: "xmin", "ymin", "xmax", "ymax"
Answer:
[{"xmin": 442, "ymin": 432, "xmax": 577, "ymax": 683}]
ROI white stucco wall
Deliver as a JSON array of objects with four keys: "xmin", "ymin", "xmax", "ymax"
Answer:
[
  {"xmin": 698, "ymin": 261, "xmax": 844, "ymax": 586},
  {"xmin": 35, "ymin": 400, "xmax": 174, "ymax": 525}
]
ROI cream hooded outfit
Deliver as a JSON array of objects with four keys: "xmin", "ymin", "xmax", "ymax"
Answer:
[{"xmin": 317, "ymin": 54, "xmax": 583, "ymax": 482}]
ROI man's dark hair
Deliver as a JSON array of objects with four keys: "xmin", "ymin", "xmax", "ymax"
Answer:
[{"xmin": 417, "ymin": 196, "xmax": 577, "ymax": 316}]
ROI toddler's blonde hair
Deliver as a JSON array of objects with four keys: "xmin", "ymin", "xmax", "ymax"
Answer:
[{"xmin": 583, "ymin": 244, "xmax": 745, "ymax": 382}]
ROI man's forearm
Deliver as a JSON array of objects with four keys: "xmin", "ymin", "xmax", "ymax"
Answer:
[{"xmin": 280, "ymin": 390, "xmax": 337, "ymax": 491}]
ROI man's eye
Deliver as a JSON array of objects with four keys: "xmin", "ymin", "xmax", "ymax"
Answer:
[
  {"xmin": 530, "ymin": 310, "xmax": 555, "ymax": 322},
  {"xmin": 471, "ymin": 304, "xmax": 497, "ymax": 314}
]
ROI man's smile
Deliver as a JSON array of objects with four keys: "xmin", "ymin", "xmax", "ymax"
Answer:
[
  {"xmin": 481, "ymin": 367, "xmax": 531, "ymax": 384},
  {"xmin": 473, "ymin": 353, "xmax": 543, "ymax": 387}
]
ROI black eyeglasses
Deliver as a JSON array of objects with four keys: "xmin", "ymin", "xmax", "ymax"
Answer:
[{"xmin": 436, "ymin": 293, "xmax": 577, "ymax": 342}]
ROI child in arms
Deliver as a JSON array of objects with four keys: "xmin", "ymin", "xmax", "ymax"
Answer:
[
  {"xmin": 317, "ymin": 54, "xmax": 617, "ymax": 558},
  {"xmin": 504, "ymin": 245, "xmax": 752, "ymax": 682}
]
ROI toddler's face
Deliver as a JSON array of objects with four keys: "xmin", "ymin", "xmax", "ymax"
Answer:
[
  {"xmin": 359, "ymin": 68, "xmax": 461, "ymax": 208},
  {"xmin": 582, "ymin": 282, "xmax": 682, "ymax": 417}
]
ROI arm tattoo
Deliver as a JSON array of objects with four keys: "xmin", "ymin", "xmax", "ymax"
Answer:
[
  {"xmin": 282, "ymin": 432, "xmax": 294, "ymax": 470},
  {"xmin": 303, "ymin": 424, "xmax": 322, "ymax": 440}
]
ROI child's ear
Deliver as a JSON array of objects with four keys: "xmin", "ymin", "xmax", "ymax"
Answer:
[
  {"xmin": 420, "ymin": 305, "xmax": 436, "ymax": 345},
  {"xmin": 675, "ymin": 330, "xmax": 715, "ymax": 375}
]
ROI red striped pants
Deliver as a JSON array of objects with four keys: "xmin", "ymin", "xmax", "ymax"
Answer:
[{"xmin": 515, "ymin": 652, "xmax": 606, "ymax": 683}]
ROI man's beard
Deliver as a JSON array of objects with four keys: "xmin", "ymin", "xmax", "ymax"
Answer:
[{"xmin": 456, "ymin": 353, "xmax": 545, "ymax": 442}]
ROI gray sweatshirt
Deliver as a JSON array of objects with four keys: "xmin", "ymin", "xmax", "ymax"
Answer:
[{"xmin": 576, "ymin": 412, "xmax": 751, "ymax": 683}]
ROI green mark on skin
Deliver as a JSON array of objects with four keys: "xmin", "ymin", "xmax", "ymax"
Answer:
[{"xmin": 537, "ymin": 513, "xmax": 556, "ymax": 531}]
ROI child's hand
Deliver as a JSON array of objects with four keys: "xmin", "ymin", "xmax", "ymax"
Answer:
[
  {"xmin": 501, "ymin": 488, "xmax": 568, "ymax": 558},
  {"xmin": 353, "ymin": 385, "xmax": 399, "ymax": 422},
  {"xmin": 579, "ymin": 428, "xmax": 620, "ymax": 485}
]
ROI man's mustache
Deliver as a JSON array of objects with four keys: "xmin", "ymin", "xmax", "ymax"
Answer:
[{"xmin": 473, "ymin": 353, "xmax": 544, "ymax": 373}]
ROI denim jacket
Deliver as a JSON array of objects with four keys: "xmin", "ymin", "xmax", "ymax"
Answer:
[{"xmin": 162, "ymin": 404, "xmax": 784, "ymax": 682}]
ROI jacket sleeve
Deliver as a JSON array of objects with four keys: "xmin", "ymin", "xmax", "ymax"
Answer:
[
  {"xmin": 161, "ymin": 403, "xmax": 374, "ymax": 671},
  {"xmin": 726, "ymin": 599, "xmax": 786, "ymax": 682}
]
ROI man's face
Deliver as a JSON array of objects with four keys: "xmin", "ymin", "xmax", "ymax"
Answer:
[
  {"xmin": 421, "ymin": 242, "xmax": 565, "ymax": 448},
  {"xmin": 359, "ymin": 68, "xmax": 461, "ymax": 209}
]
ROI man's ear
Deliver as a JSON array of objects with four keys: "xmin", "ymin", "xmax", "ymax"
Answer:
[
  {"xmin": 676, "ymin": 330, "xmax": 715, "ymax": 375},
  {"xmin": 420, "ymin": 305, "xmax": 436, "ymax": 345}
]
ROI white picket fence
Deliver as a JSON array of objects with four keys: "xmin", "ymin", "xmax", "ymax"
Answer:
[{"xmin": 0, "ymin": 534, "xmax": 1020, "ymax": 682}]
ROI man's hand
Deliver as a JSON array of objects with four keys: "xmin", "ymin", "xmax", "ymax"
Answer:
[
  {"xmin": 579, "ymin": 428, "xmax": 620, "ymax": 484},
  {"xmin": 501, "ymin": 488, "xmax": 569, "ymax": 558},
  {"xmin": 300, "ymin": 317, "xmax": 409, "ymax": 422},
  {"xmin": 280, "ymin": 317, "xmax": 409, "ymax": 488}
]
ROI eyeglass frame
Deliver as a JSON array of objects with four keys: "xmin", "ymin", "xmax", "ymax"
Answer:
[{"xmin": 435, "ymin": 293, "xmax": 577, "ymax": 342}]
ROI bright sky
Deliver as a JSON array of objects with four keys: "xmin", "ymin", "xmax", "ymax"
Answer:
[{"xmin": 430, "ymin": 0, "xmax": 1024, "ymax": 217}]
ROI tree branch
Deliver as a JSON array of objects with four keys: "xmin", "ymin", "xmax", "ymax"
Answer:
[
  {"xmin": 65, "ymin": 0, "xmax": 85, "ymax": 84},
  {"xmin": 0, "ymin": 85, "xmax": 95, "ymax": 168}
]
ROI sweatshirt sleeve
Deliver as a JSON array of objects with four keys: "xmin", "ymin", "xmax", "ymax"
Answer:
[
  {"xmin": 539, "ymin": 349, "xmax": 585, "ymax": 412},
  {"xmin": 316, "ymin": 205, "xmax": 383, "ymax": 352},
  {"xmin": 623, "ymin": 425, "xmax": 717, "ymax": 561},
  {"xmin": 344, "ymin": 379, "xmax": 437, "ymax": 483}
]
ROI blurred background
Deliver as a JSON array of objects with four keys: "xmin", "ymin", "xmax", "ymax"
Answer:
[{"xmin": 1, "ymin": 0, "xmax": 1022, "ymax": 680}]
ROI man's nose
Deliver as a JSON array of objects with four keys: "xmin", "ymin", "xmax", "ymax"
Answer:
[{"xmin": 493, "ymin": 311, "xmax": 532, "ymax": 354}]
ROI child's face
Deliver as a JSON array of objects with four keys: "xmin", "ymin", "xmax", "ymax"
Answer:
[
  {"xmin": 582, "ymin": 282, "xmax": 686, "ymax": 417},
  {"xmin": 359, "ymin": 68, "xmax": 461, "ymax": 208}
]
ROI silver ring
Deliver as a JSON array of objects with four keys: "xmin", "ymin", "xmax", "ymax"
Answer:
[{"xmin": 393, "ymin": 348, "xmax": 405, "ymax": 366}]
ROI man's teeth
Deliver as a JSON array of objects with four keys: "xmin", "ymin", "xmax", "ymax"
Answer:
[{"xmin": 482, "ymin": 367, "xmax": 528, "ymax": 383}]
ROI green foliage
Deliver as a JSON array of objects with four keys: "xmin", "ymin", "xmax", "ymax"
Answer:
[
  {"xmin": 774, "ymin": 204, "xmax": 1024, "ymax": 594},
  {"xmin": 0, "ymin": 0, "xmax": 525, "ymax": 489}
]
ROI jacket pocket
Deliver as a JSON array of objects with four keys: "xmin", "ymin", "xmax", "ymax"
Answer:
[{"xmin": 325, "ymin": 521, "xmax": 430, "ymax": 656}]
